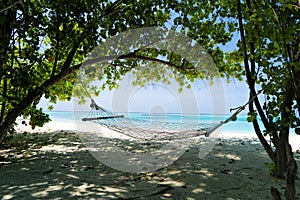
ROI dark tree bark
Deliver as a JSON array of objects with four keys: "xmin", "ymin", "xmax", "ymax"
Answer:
[
  {"xmin": 271, "ymin": 186, "xmax": 282, "ymax": 200},
  {"xmin": 237, "ymin": 0, "xmax": 275, "ymax": 162},
  {"xmin": 285, "ymin": 144, "xmax": 297, "ymax": 200},
  {"xmin": 0, "ymin": 62, "xmax": 82, "ymax": 144},
  {"xmin": 0, "ymin": 1, "xmax": 16, "ymax": 124},
  {"xmin": 237, "ymin": 0, "xmax": 298, "ymax": 199}
]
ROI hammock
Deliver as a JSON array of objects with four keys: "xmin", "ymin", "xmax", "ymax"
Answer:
[
  {"xmin": 77, "ymin": 75, "xmax": 261, "ymax": 141},
  {"xmin": 80, "ymin": 99, "xmax": 242, "ymax": 141}
]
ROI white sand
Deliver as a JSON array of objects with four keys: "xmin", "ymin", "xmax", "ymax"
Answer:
[
  {"xmin": 15, "ymin": 118, "xmax": 131, "ymax": 140},
  {"xmin": 220, "ymin": 130, "xmax": 300, "ymax": 153},
  {"xmin": 0, "ymin": 119, "xmax": 299, "ymax": 199},
  {"xmin": 15, "ymin": 118, "xmax": 300, "ymax": 152}
]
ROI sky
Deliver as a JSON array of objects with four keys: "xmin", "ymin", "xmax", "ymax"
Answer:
[{"xmin": 38, "ymin": 76, "xmax": 251, "ymax": 115}]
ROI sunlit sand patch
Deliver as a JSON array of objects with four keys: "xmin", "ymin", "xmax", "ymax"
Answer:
[
  {"xmin": 214, "ymin": 153, "xmax": 241, "ymax": 161},
  {"xmin": 31, "ymin": 185, "xmax": 64, "ymax": 198},
  {"xmin": 192, "ymin": 188, "xmax": 205, "ymax": 193},
  {"xmin": 39, "ymin": 145, "xmax": 80, "ymax": 152},
  {"xmin": 66, "ymin": 174, "xmax": 80, "ymax": 179}
]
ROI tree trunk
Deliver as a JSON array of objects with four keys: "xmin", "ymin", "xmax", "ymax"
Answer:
[
  {"xmin": 249, "ymin": 102, "xmax": 276, "ymax": 162},
  {"xmin": 0, "ymin": 2, "xmax": 16, "ymax": 123},
  {"xmin": 285, "ymin": 143, "xmax": 297, "ymax": 200},
  {"xmin": 236, "ymin": 0, "xmax": 276, "ymax": 164},
  {"xmin": 237, "ymin": 1, "xmax": 298, "ymax": 199},
  {"xmin": 271, "ymin": 186, "xmax": 282, "ymax": 200},
  {"xmin": 0, "ymin": 64, "xmax": 80, "ymax": 144},
  {"xmin": 276, "ymin": 131, "xmax": 288, "ymax": 178},
  {"xmin": 271, "ymin": 80, "xmax": 297, "ymax": 199},
  {"xmin": 290, "ymin": 33, "xmax": 300, "ymax": 111},
  {"xmin": 282, "ymin": 79, "xmax": 298, "ymax": 199}
]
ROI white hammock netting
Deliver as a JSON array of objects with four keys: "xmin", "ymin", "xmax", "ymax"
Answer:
[{"xmin": 81, "ymin": 99, "xmax": 222, "ymax": 141}]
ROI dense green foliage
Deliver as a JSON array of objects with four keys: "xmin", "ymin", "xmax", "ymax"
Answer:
[
  {"xmin": 1, "ymin": 0, "xmax": 299, "ymax": 198},
  {"xmin": 174, "ymin": 0, "xmax": 300, "ymax": 138},
  {"xmin": 0, "ymin": 0, "xmax": 184, "ymax": 131},
  {"xmin": 0, "ymin": 0, "xmax": 239, "ymax": 133}
]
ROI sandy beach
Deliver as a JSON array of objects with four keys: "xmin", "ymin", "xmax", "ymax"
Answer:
[{"xmin": 0, "ymin": 120, "xmax": 300, "ymax": 199}]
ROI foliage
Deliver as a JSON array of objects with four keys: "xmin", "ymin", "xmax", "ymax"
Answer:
[
  {"xmin": 168, "ymin": 0, "xmax": 299, "ymax": 198},
  {"xmin": 265, "ymin": 161, "xmax": 277, "ymax": 176},
  {"xmin": 1, "ymin": 0, "xmax": 298, "ymax": 150},
  {"xmin": 1, "ymin": 0, "xmax": 243, "ymax": 135},
  {"xmin": 1, "ymin": 0, "xmax": 299, "ymax": 198},
  {"xmin": 185, "ymin": 0, "xmax": 300, "ymax": 135},
  {"xmin": 0, "ymin": 0, "xmax": 191, "ymax": 132}
]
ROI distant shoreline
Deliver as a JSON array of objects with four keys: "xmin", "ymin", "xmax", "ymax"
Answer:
[{"xmin": 45, "ymin": 110, "xmax": 249, "ymax": 116}]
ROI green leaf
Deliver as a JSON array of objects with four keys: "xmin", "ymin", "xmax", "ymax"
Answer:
[
  {"xmin": 48, "ymin": 105, "xmax": 54, "ymax": 111},
  {"xmin": 72, "ymin": 23, "xmax": 79, "ymax": 31},
  {"xmin": 0, "ymin": 16, "xmax": 6, "ymax": 24},
  {"xmin": 247, "ymin": 116, "xmax": 253, "ymax": 122},
  {"xmin": 286, "ymin": 4, "xmax": 293, "ymax": 10}
]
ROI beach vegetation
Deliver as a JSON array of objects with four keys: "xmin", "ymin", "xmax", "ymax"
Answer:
[
  {"xmin": 265, "ymin": 161, "xmax": 277, "ymax": 176},
  {"xmin": 162, "ymin": 0, "xmax": 300, "ymax": 199},
  {"xmin": 0, "ymin": 0, "xmax": 299, "ymax": 199},
  {"xmin": 0, "ymin": 0, "xmax": 203, "ymax": 142}
]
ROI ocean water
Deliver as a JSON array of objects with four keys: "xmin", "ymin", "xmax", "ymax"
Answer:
[{"xmin": 45, "ymin": 111, "xmax": 259, "ymax": 134}]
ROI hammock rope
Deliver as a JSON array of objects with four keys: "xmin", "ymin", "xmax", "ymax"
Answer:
[
  {"xmin": 83, "ymin": 101, "xmax": 211, "ymax": 140},
  {"xmin": 79, "ymin": 84, "xmax": 264, "ymax": 141},
  {"xmin": 204, "ymin": 88, "xmax": 265, "ymax": 136}
]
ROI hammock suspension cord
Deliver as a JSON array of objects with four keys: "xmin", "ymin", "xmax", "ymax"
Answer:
[
  {"xmin": 204, "ymin": 88, "xmax": 265, "ymax": 136},
  {"xmin": 79, "ymin": 83, "xmax": 264, "ymax": 140}
]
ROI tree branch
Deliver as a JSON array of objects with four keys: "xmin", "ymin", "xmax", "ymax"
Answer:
[
  {"xmin": 82, "ymin": 51, "xmax": 196, "ymax": 73},
  {"xmin": 0, "ymin": 0, "xmax": 23, "ymax": 13},
  {"xmin": 118, "ymin": 53, "xmax": 191, "ymax": 71},
  {"xmin": 237, "ymin": 0, "xmax": 275, "ymax": 160},
  {"xmin": 289, "ymin": 33, "xmax": 300, "ymax": 109},
  {"xmin": 51, "ymin": 14, "xmax": 60, "ymax": 78},
  {"xmin": 0, "ymin": 78, "xmax": 7, "ymax": 124},
  {"xmin": 61, "ymin": 27, "xmax": 92, "ymax": 71},
  {"xmin": 0, "ymin": 44, "xmax": 202, "ymax": 144},
  {"xmin": 237, "ymin": 0, "xmax": 271, "ymax": 131},
  {"xmin": 103, "ymin": 0, "xmax": 125, "ymax": 16}
]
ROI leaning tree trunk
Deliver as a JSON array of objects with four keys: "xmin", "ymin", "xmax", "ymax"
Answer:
[
  {"xmin": 0, "ymin": 61, "xmax": 82, "ymax": 145},
  {"xmin": 281, "ymin": 81, "xmax": 298, "ymax": 200},
  {"xmin": 0, "ymin": 2, "xmax": 16, "ymax": 125}
]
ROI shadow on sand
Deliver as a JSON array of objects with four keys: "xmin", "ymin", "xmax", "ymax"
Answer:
[{"xmin": 0, "ymin": 131, "xmax": 299, "ymax": 199}]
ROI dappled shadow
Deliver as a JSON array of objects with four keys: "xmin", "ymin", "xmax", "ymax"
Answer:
[{"xmin": 1, "ymin": 132, "xmax": 300, "ymax": 199}]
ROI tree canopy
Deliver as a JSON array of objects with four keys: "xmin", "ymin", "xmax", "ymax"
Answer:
[
  {"xmin": 0, "ymin": 0, "xmax": 240, "ymax": 137},
  {"xmin": 0, "ymin": 0, "xmax": 192, "ymax": 137},
  {"xmin": 1, "ymin": 0, "xmax": 300, "ymax": 199}
]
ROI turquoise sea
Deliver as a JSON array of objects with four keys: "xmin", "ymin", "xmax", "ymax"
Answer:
[{"xmin": 45, "ymin": 111, "xmax": 262, "ymax": 134}]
